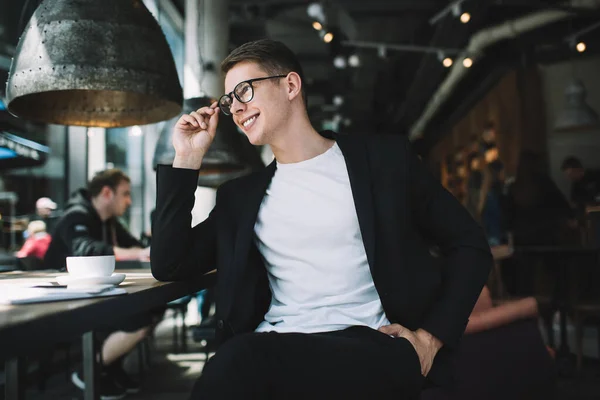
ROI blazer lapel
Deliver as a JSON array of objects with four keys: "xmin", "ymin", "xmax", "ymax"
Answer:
[
  {"xmin": 335, "ymin": 134, "xmax": 377, "ymax": 274},
  {"xmin": 222, "ymin": 161, "xmax": 276, "ymax": 317}
]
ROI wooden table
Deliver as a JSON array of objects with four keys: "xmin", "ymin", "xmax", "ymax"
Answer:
[{"xmin": 0, "ymin": 268, "xmax": 216, "ymax": 400}]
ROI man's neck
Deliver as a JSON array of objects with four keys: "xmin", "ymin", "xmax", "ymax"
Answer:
[
  {"xmin": 91, "ymin": 197, "xmax": 112, "ymax": 222},
  {"xmin": 269, "ymin": 111, "xmax": 335, "ymax": 164}
]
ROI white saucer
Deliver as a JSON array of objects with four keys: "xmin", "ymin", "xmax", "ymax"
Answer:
[{"xmin": 56, "ymin": 273, "xmax": 126, "ymax": 287}]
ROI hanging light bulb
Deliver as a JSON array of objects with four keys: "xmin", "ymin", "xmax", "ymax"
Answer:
[
  {"xmin": 576, "ymin": 42, "xmax": 586, "ymax": 52},
  {"xmin": 312, "ymin": 21, "xmax": 323, "ymax": 31},
  {"xmin": 333, "ymin": 55, "xmax": 347, "ymax": 69},
  {"xmin": 348, "ymin": 54, "xmax": 360, "ymax": 67},
  {"xmin": 323, "ymin": 32, "xmax": 334, "ymax": 43},
  {"xmin": 463, "ymin": 57, "xmax": 473, "ymax": 68},
  {"xmin": 460, "ymin": 12, "xmax": 471, "ymax": 23},
  {"xmin": 437, "ymin": 51, "xmax": 453, "ymax": 68},
  {"xmin": 307, "ymin": 3, "xmax": 326, "ymax": 24}
]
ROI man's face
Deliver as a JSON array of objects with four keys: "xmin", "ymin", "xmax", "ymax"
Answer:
[
  {"xmin": 564, "ymin": 167, "xmax": 584, "ymax": 182},
  {"xmin": 224, "ymin": 62, "xmax": 289, "ymax": 146},
  {"xmin": 37, "ymin": 207, "xmax": 52, "ymax": 218},
  {"xmin": 109, "ymin": 181, "xmax": 132, "ymax": 217}
]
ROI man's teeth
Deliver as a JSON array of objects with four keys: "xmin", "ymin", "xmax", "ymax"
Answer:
[{"xmin": 243, "ymin": 116, "xmax": 257, "ymax": 127}]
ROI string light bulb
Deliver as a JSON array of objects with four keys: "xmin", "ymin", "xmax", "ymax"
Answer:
[
  {"xmin": 463, "ymin": 57, "xmax": 473, "ymax": 68},
  {"xmin": 348, "ymin": 54, "xmax": 360, "ymax": 67},
  {"xmin": 460, "ymin": 12, "xmax": 471, "ymax": 23},
  {"xmin": 323, "ymin": 32, "xmax": 334, "ymax": 43},
  {"xmin": 576, "ymin": 41, "xmax": 586, "ymax": 52},
  {"xmin": 443, "ymin": 57, "xmax": 453, "ymax": 67},
  {"xmin": 312, "ymin": 21, "xmax": 322, "ymax": 31}
]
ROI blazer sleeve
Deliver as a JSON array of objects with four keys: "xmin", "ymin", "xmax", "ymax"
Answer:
[
  {"xmin": 405, "ymin": 139, "xmax": 493, "ymax": 349},
  {"xmin": 151, "ymin": 165, "xmax": 218, "ymax": 281}
]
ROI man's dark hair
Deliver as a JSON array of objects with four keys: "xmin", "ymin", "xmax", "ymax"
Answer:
[
  {"xmin": 221, "ymin": 39, "xmax": 307, "ymax": 106},
  {"xmin": 561, "ymin": 156, "xmax": 583, "ymax": 171},
  {"xmin": 88, "ymin": 169, "xmax": 130, "ymax": 197}
]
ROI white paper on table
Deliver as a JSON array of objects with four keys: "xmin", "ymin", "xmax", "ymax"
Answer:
[{"xmin": 0, "ymin": 285, "xmax": 127, "ymax": 305}]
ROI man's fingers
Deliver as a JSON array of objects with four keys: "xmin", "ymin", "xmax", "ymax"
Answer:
[
  {"xmin": 179, "ymin": 114, "xmax": 199, "ymax": 127},
  {"xmin": 379, "ymin": 323, "xmax": 406, "ymax": 337},
  {"xmin": 189, "ymin": 111, "xmax": 208, "ymax": 130},
  {"xmin": 207, "ymin": 107, "xmax": 220, "ymax": 136},
  {"xmin": 378, "ymin": 325, "xmax": 394, "ymax": 335},
  {"xmin": 196, "ymin": 106, "xmax": 216, "ymax": 115}
]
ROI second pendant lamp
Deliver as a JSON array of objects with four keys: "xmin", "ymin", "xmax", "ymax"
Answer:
[{"xmin": 153, "ymin": 96, "xmax": 264, "ymax": 187}]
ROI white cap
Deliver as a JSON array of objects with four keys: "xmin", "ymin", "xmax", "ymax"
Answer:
[{"xmin": 36, "ymin": 197, "xmax": 57, "ymax": 210}]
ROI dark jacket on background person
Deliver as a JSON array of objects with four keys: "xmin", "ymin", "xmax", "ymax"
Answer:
[
  {"xmin": 571, "ymin": 169, "xmax": 600, "ymax": 211},
  {"xmin": 507, "ymin": 166, "xmax": 574, "ymax": 246},
  {"xmin": 151, "ymin": 132, "xmax": 493, "ymax": 388},
  {"xmin": 44, "ymin": 189, "xmax": 142, "ymax": 270}
]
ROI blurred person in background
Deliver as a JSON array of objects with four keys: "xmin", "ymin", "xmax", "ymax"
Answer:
[
  {"xmin": 16, "ymin": 220, "xmax": 51, "ymax": 260},
  {"xmin": 44, "ymin": 168, "xmax": 153, "ymax": 399},
  {"xmin": 561, "ymin": 156, "xmax": 600, "ymax": 215},
  {"xmin": 31, "ymin": 197, "xmax": 60, "ymax": 236},
  {"xmin": 44, "ymin": 169, "xmax": 149, "ymax": 270},
  {"xmin": 465, "ymin": 152, "xmax": 484, "ymax": 221},
  {"xmin": 504, "ymin": 151, "xmax": 576, "ymax": 296},
  {"xmin": 478, "ymin": 146, "xmax": 506, "ymax": 246}
]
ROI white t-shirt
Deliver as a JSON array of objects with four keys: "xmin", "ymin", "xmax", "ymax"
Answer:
[{"xmin": 254, "ymin": 142, "xmax": 390, "ymax": 333}]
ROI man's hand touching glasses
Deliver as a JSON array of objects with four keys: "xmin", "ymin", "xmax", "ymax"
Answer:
[{"xmin": 172, "ymin": 102, "xmax": 220, "ymax": 170}]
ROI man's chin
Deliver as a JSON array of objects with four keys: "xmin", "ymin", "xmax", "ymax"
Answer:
[{"xmin": 246, "ymin": 132, "xmax": 265, "ymax": 146}]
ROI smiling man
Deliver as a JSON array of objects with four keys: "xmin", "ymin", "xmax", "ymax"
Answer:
[{"xmin": 152, "ymin": 39, "xmax": 492, "ymax": 400}]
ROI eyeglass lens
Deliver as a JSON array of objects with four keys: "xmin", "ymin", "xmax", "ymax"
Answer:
[{"xmin": 219, "ymin": 81, "xmax": 254, "ymax": 115}]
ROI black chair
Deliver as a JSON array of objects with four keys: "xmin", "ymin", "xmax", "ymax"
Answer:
[
  {"xmin": 166, "ymin": 297, "xmax": 192, "ymax": 353},
  {"xmin": 192, "ymin": 318, "xmax": 217, "ymax": 372},
  {"xmin": 420, "ymin": 318, "xmax": 556, "ymax": 400}
]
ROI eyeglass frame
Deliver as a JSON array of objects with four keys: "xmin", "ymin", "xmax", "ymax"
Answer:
[{"xmin": 218, "ymin": 74, "xmax": 288, "ymax": 115}]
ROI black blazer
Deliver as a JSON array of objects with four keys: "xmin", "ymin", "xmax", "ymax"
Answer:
[{"xmin": 151, "ymin": 132, "xmax": 492, "ymax": 387}]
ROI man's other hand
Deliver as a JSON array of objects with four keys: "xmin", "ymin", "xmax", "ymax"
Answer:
[
  {"xmin": 378, "ymin": 323, "xmax": 443, "ymax": 376},
  {"xmin": 139, "ymin": 247, "xmax": 150, "ymax": 261}
]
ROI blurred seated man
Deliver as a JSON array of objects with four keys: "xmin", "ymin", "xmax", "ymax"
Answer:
[
  {"xmin": 16, "ymin": 220, "xmax": 52, "ymax": 261},
  {"xmin": 561, "ymin": 156, "xmax": 600, "ymax": 215},
  {"xmin": 421, "ymin": 286, "xmax": 556, "ymax": 400},
  {"xmin": 44, "ymin": 168, "xmax": 152, "ymax": 399}
]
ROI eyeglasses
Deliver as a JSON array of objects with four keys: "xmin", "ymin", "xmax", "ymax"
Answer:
[{"xmin": 218, "ymin": 75, "xmax": 287, "ymax": 115}]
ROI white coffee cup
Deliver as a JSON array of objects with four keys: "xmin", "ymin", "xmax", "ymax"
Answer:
[{"xmin": 66, "ymin": 255, "xmax": 115, "ymax": 277}]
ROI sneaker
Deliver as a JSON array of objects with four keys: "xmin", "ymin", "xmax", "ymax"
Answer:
[
  {"xmin": 71, "ymin": 370, "xmax": 127, "ymax": 400},
  {"xmin": 107, "ymin": 364, "xmax": 141, "ymax": 394}
]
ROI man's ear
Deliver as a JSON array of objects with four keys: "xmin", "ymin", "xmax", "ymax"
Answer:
[
  {"xmin": 286, "ymin": 72, "xmax": 302, "ymax": 101},
  {"xmin": 101, "ymin": 186, "xmax": 114, "ymax": 199}
]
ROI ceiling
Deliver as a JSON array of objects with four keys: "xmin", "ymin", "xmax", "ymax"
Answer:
[
  {"xmin": 216, "ymin": 0, "xmax": 600, "ymax": 153},
  {"xmin": 2, "ymin": 0, "xmax": 600, "ymax": 154}
]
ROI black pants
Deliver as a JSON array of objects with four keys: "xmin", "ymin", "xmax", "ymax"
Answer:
[{"xmin": 192, "ymin": 325, "xmax": 424, "ymax": 400}]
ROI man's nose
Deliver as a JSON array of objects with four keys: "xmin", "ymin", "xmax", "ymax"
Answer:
[{"xmin": 231, "ymin": 97, "xmax": 246, "ymax": 115}]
